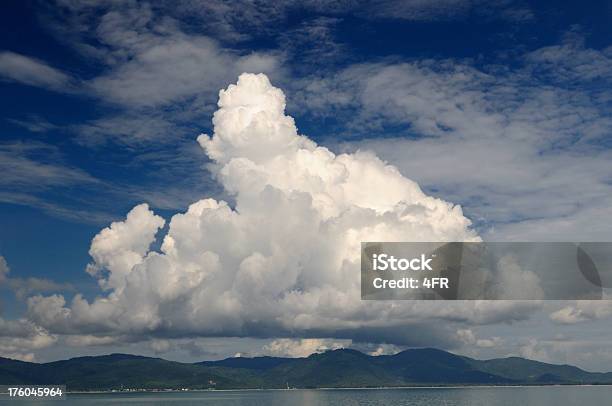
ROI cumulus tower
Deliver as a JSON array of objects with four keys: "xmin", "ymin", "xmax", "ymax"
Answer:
[{"xmin": 28, "ymin": 73, "xmax": 483, "ymax": 344}]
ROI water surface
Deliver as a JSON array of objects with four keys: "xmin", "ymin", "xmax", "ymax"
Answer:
[{"xmin": 3, "ymin": 386, "xmax": 612, "ymax": 405}]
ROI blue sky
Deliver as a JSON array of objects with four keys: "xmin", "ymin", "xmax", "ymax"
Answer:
[{"xmin": 0, "ymin": 0, "xmax": 611, "ymax": 369}]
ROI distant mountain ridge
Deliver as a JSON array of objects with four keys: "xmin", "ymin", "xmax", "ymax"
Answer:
[{"xmin": 1, "ymin": 348, "xmax": 611, "ymax": 391}]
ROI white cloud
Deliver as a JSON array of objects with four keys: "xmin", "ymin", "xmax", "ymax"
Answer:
[
  {"xmin": 73, "ymin": 114, "xmax": 179, "ymax": 147},
  {"xmin": 6, "ymin": 278, "xmax": 74, "ymax": 300},
  {"xmin": 457, "ymin": 328, "xmax": 502, "ymax": 348},
  {"xmin": 27, "ymin": 74, "xmax": 539, "ymax": 347},
  {"xmin": 550, "ymin": 306, "xmax": 588, "ymax": 325},
  {"xmin": 295, "ymin": 43, "xmax": 612, "ymax": 240},
  {"xmin": 0, "ymin": 255, "xmax": 74, "ymax": 300},
  {"xmin": 32, "ymin": 1, "xmax": 286, "ymax": 155},
  {"xmin": 263, "ymin": 338, "xmax": 350, "ymax": 358},
  {"xmin": 0, "ymin": 317, "xmax": 57, "ymax": 362},
  {"xmin": 64, "ymin": 335, "xmax": 121, "ymax": 347},
  {"xmin": 0, "ymin": 141, "xmax": 109, "ymax": 222},
  {"xmin": 367, "ymin": 343, "xmax": 402, "ymax": 356},
  {"xmin": 525, "ymin": 40, "xmax": 612, "ymax": 83},
  {"xmin": 0, "ymin": 192, "xmax": 113, "ymax": 224},
  {"xmin": 357, "ymin": 0, "xmax": 533, "ymax": 22},
  {"xmin": 89, "ymin": 34, "xmax": 280, "ymax": 107},
  {"xmin": 77, "ymin": 4, "xmax": 281, "ymax": 108},
  {"xmin": 0, "ymin": 141, "xmax": 98, "ymax": 189},
  {"xmin": 86, "ymin": 203, "xmax": 165, "ymax": 292},
  {"xmin": 550, "ymin": 302, "xmax": 612, "ymax": 325},
  {"xmin": 518, "ymin": 338, "xmax": 550, "ymax": 363},
  {"xmin": 3, "ymin": 2, "xmax": 606, "ymax": 369},
  {"xmin": 0, "ymin": 52, "xmax": 74, "ymax": 91},
  {"xmin": 149, "ymin": 338, "xmax": 171, "ymax": 353},
  {"xmin": 7, "ymin": 116, "xmax": 57, "ymax": 133},
  {"xmin": 493, "ymin": 255, "xmax": 543, "ymax": 300}
]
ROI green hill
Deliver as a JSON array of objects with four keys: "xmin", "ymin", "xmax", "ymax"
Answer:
[{"xmin": 1, "ymin": 348, "xmax": 611, "ymax": 391}]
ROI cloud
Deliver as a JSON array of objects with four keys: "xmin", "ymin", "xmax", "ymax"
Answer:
[
  {"xmin": 89, "ymin": 34, "xmax": 280, "ymax": 107},
  {"xmin": 336, "ymin": 0, "xmax": 534, "ymax": 23},
  {"xmin": 293, "ymin": 41, "xmax": 612, "ymax": 239},
  {"xmin": 508, "ymin": 335, "xmax": 612, "ymax": 372},
  {"xmin": 0, "ymin": 317, "xmax": 56, "ymax": 362},
  {"xmin": 518, "ymin": 338, "xmax": 550, "ymax": 363},
  {"xmin": 5, "ymin": 278, "xmax": 74, "ymax": 300},
  {"xmin": 550, "ymin": 302, "xmax": 612, "ymax": 325},
  {"xmin": 493, "ymin": 255, "xmax": 543, "ymax": 300},
  {"xmin": 7, "ymin": 116, "xmax": 58, "ymax": 133},
  {"xmin": 31, "ymin": 0, "xmax": 287, "ymax": 173},
  {"xmin": 0, "ymin": 141, "xmax": 98, "ymax": 189},
  {"xmin": 525, "ymin": 39, "xmax": 612, "ymax": 84},
  {"xmin": 85, "ymin": 203, "xmax": 165, "ymax": 291},
  {"xmin": 550, "ymin": 306, "xmax": 589, "ymax": 325},
  {"xmin": 49, "ymin": 0, "xmax": 531, "ymax": 54},
  {"xmin": 41, "ymin": 0, "xmax": 534, "ymax": 111},
  {"xmin": 0, "ymin": 141, "xmax": 113, "ymax": 222},
  {"xmin": 457, "ymin": 328, "xmax": 502, "ymax": 348},
  {"xmin": 0, "ymin": 256, "xmax": 8, "ymax": 284},
  {"xmin": 0, "ymin": 192, "xmax": 114, "ymax": 224},
  {"xmin": 278, "ymin": 17, "xmax": 345, "ymax": 71},
  {"xmin": 149, "ymin": 338, "xmax": 171, "ymax": 353},
  {"xmin": 0, "ymin": 52, "xmax": 74, "ymax": 91},
  {"xmin": 64, "ymin": 2, "xmax": 282, "ymax": 108},
  {"xmin": 26, "ymin": 74, "xmax": 539, "ymax": 348},
  {"xmin": 0, "ymin": 137, "xmax": 217, "ymax": 225},
  {"xmin": 263, "ymin": 338, "xmax": 350, "ymax": 358},
  {"xmin": 4, "ymin": 1, "xmax": 606, "ymax": 367},
  {"xmin": 362, "ymin": 0, "xmax": 473, "ymax": 21},
  {"xmin": 366, "ymin": 343, "xmax": 402, "ymax": 356},
  {"xmin": 0, "ymin": 255, "xmax": 75, "ymax": 300},
  {"xmin": 63, "ymin": 334, "xmax": 121, "ymax": 347},
  {"xmin": 73, "ymin": 114, "xmax": 180, "ymax": 147},
  {"xmin": 169, "ymin": 0, "xmax": 534, "ymax": 27}
]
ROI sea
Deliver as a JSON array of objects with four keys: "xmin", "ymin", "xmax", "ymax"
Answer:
[{"xmin": 2, "ymin": 386, "xmax": 612, "ymax": 405}]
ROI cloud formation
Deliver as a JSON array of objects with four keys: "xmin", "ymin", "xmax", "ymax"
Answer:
[
  {"xmin": 0, "ymin": 256, "xmax": 75, "ymax": 300},
  {"xmin": 0, "ymin": 141, "xmax": 110, "ymax": 223},
  {"xmin": 0, "ymin": 52, "xmax": 74, "ymax": 91},
  {"xmin": 0, "ymin": 259, "xmax": 57, "ymax": 361},
  {"xmin": 550, "ymin": 301, "xmax": 612, "ymax": 325},
  {"xmin": 0, "ymin": 318, "xmax": 56, "ymax": 362},
  {"xmin": 26, "ymin": 74, "xmax": 541, "ymax": 348},
  {"xmin": 263, "ymin": 338, "xmax": 350, "ymax": 358},
  {"xmin": 293, "ymin": 40, "xmax": 612, "ymax": 240}
]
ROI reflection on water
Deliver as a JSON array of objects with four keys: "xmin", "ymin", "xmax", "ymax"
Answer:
[{"xmin": 4, "ymin": 387, "xmax": 612, "ymax": 405}]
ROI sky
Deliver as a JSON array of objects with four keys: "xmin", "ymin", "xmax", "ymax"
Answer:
[{"xmin": 0, "ymin": 0, "xmax": 611, "ymax": 371}]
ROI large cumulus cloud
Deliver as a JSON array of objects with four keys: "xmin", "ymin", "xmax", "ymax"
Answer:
[{"xmin": 27, "ymin": 74, "xmax": 537, "ymax": 346}]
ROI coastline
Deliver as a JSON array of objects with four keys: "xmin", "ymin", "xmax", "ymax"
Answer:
[{"xmin": 65, "ymin": 384, "xmax": 612, "ymax": 394}]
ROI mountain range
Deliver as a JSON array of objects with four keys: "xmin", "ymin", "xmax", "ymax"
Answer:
[{"xmin": 1, "ymin": 348, "xmax": 611, "ymax": 391}]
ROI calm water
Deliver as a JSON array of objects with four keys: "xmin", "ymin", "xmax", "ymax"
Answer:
[{"xmin": 3, "ymin": 387, "xmax": 612, "ymax": 405}]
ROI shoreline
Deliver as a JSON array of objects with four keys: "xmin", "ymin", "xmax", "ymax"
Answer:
[{"xmin": 65, "ymin": 384, "xmax": 612, "ymax": 394}]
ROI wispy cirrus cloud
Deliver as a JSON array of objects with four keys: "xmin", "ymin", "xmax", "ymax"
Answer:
[
  {"xmin": 7, "ymin": 116, "xmax": 58, "ymax": 133},
  {"xmin": 358, "ymin": 0, "xmax": 533, "ymax": 22},
  {"xmin": 6, "ymin": 278, "xmax": 75, "ymax": 301},
  {"xmin": 41, "ymin": 1, "xmax": 283, "ymax": 109},
  {"xmin": 0, "ymin": 141, "xmax": 114, "ymax": 222},
  {"xmin": 289, "ymin": 37, "xmax": 612, "ymax": 240},
  {"xmin": 0, "ymin": 141, "xmax": 98, "ymax": 189},
  {"xmin": 0, "ymin": 52, "xmax": 76, "ymax": 91},
  {"xmin": 0, "ymin": 256, "xmax": 74, "ymax": 300}
]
